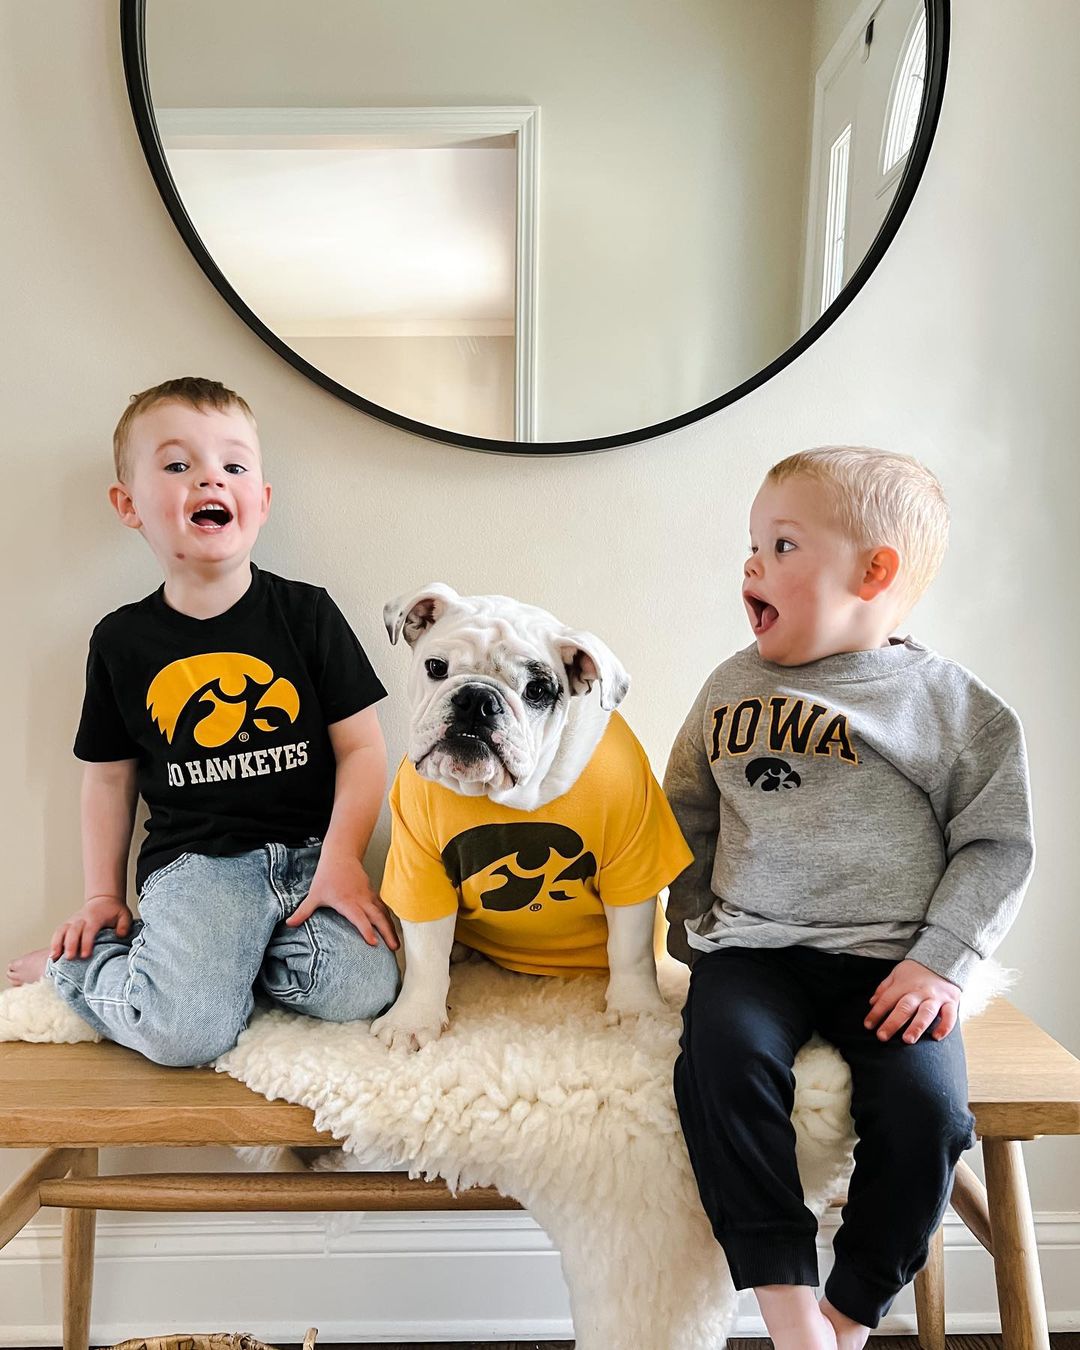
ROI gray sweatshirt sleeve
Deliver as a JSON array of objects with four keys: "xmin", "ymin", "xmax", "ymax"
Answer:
[
  {"xmin": 662, "ymin": 678, "xmax": 720, "ymax": 965},
  {"xmin": 907, "ymin": 706, "xmax": 1035, "ymax": 986}
]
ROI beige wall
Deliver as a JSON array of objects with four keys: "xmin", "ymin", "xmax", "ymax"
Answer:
[
  {"xmin": 2, "ymin": 0, "xmax": 1080, "ymax": 1333},
  {"xmin": 811, "ymin": 0, "xmax": 868, "ymax": 71},
  {"xmin": 289, "ymin": 335, "xmax": 516, "ymax": 441},
  {"xmin": 146, "ymin": 0, "xmax": 813, "ymax": 441}
]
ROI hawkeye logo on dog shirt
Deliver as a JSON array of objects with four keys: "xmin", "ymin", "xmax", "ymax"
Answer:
[
  {"xmin": 442, "ymin": 823, "xmax": 597, "ymax": 913},
  {"xmin": 146, "ymin": 652, "xmax": 308, "ymax": 788}
]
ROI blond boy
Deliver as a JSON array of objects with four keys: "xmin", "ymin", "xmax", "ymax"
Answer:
[
  {"xmin": 7, "ymin": 378, "xmax": 399, "ymax": 1063},
  {"xmin": 664, "ymin": 448, "xmax": 1034, "ymax": 1349}
]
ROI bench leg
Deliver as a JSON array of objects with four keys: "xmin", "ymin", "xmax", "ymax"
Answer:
[
  {"xmin": 951, "ymin": 1157, "xmax": 993, "ymax": 1252},
  {"xmin": 0, "ymin": 1149, "xmax": 82, "ymax": 1251},
  {"xmin": 983, "ymin": 1138, "xmax": 1050, "ymax": 1350},
  {"xmin": 913, "ymin": 1221, "xmax": 945, "ymax": 1350},
  {"xmin": 63, "ymin": 1149, "xmax": 98, "ymax": 1350}
]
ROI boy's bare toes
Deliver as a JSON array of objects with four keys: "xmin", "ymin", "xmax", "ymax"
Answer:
[{"xmin": 7, "ymin": 948, "xmax": 50, "ymax": 986}]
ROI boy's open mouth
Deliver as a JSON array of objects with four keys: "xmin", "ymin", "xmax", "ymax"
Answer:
[
  {"xmin": 189, "ymin": 501, "xmax": 233, "ymax": 531},
  {"xmin": 745, "ymin": 592, "xmax": 779, "ymax": 635}
]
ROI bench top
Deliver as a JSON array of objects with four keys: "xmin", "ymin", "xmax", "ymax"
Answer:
[
  {"xmin": 0, "ymin": 1038, "xmax": 333, "ymax": 1148},
  {"xmin": 1, "ymin": 998, "xmax": 1078, "ymax": 1148}
]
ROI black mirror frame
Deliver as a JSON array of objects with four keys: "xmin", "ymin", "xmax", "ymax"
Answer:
[{"xmin": 120, "ymin": 0, "xmax": 949, "ymax": 457}]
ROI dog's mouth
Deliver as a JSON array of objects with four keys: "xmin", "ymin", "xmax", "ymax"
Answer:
[
  {"xmin": 744, "ymin": 591, "xmax": 779, "ymax": 635},
  {"xmin": 445, "ymin": 725, "xmax": 497, "ymax": 757},
  {"xmin": 417, "ymin": 724, "xmax": 518, "ymax": 788}
]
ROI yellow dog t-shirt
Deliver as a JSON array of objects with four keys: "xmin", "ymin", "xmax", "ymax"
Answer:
[{"xmin": 382, "ymin": 712, "xmax": 693, "ymax": 976}]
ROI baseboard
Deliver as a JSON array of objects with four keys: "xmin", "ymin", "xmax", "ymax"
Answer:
[
  {"xmin": 3, "ymin": 1209, "xmax": 1078, "ymax": 1344},
  {"xmin": 734, "ymin": 1208, "xmax": 1080, "ymax": 1335}
]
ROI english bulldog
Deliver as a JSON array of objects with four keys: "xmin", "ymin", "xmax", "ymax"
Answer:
[{"xmin": 370, "ymin": 584, "xmax": 691, "ymax": 1051}]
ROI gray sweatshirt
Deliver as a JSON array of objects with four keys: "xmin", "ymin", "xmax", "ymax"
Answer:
[{"xmin": 663, "ymin": 638, "xmax": 1034, "ymax": 987}]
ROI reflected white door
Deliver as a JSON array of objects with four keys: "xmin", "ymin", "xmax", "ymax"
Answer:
[{"xmin": 807, "ymin": 1, "xmax": 925, "ymax": 322}]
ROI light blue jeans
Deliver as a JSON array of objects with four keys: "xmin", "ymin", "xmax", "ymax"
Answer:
[{"xmin": 48, "ymin": 842, "xmax": 400, "ymax": 1067}]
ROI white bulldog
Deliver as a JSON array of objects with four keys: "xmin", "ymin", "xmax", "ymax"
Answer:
[{"xmin": 371, "ymin": 583, "xmax": 680, "ymax": 1051}]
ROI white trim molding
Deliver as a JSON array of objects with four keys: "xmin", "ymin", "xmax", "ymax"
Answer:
[
  {"xmin": 155, "ymin": 106, "xmax": 540, "ymax": 442},
  {"xmin": 3, "ymin": 1208, "xmax": 1079, "ymax": 1344}
]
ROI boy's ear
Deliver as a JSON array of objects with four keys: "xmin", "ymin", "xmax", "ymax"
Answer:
[
  {"xmin": 858, "ymin": 546, "xmax": 900, "ymax": 601},
  {"xmin": 108, "ymin": 482, "xmax": 141, "ymax": 531},
  {"xmin": 261, "ymin": 481, "xmax": 272, "ymax": 521}
]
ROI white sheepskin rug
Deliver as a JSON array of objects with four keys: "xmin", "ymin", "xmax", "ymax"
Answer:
[{"xmin": 0, "ymin": 958, "xmax": 1011, "ymax": 1350}]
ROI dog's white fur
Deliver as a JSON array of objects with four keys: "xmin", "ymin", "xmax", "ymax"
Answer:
[{"xmin": 372, "ymin": 584, "xmax": 668, "ymax": 1051}]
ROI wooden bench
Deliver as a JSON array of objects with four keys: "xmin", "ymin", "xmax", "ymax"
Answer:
[{"xmin": 2, "ymin": 997, "xmax": 1078, "ymax": 1350}]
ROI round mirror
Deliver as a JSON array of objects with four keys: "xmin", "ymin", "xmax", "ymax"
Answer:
[{"xmin": 122, "ymin": 0, "xmax": 948, "ymax": 454}]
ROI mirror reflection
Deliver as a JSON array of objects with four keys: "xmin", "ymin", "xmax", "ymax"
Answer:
[{"xmin": 144, "ymin": 0, "xmax": 931, "ymax": 444}]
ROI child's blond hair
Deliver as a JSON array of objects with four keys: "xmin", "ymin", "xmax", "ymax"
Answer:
[
  {"xmin": 112, "ymin": 377, "xmax": 257, "ymax": 483},
  {"xmin": 767, "ymin": 446, "xmax": 949, "ymax": 609}
]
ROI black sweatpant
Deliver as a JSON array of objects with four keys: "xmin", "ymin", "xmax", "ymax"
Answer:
[{"xmin": 673, "ymin": 946, "xmax": 975, "ymax": 1329}]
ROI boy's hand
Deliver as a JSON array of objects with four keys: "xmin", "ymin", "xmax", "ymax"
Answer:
[
  {"xmin": 287, "ymin": 853, "xmax": 400, "ymax": 951},
  {"xmin": 865, "ymin": 958, "xmax": 961, "ymax": 1043},
  {"xmin": 50, "ymin": 895, "xmax": 133, "ymax": 961}
]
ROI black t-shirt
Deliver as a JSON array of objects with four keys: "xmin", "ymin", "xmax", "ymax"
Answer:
[{"xmin": 74, "ymin": 565, "xmax": 386, "ymax": 892}]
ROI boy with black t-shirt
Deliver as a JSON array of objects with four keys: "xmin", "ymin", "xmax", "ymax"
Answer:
[{"xmin": 7, "ymin": 378, "xmax": 400, "ymax": 1065}]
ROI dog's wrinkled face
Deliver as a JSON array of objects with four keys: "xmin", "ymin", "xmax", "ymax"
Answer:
[
  {"xmin": 406, "ymin": 611, "xmax": 562, "ymax": 797},
  {"xmin": 385, "ymin": 584, "xmax": 629, "ymax": 806}
]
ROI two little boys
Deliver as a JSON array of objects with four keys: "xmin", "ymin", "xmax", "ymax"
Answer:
[{"xmin": 8, "ymin": 383, "xmax": 1034, "ymax": 1347}]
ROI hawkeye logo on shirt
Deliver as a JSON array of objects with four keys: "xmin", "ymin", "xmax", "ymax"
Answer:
[
  {"xmin": 442, "ymin": 823, "xmax": 597, "ymax": 913},
  {"xmin": 709, "ymin": 695, "xmax": 859, "ymax": 767},
  {"xmin": 146, "ymin": 652, "xmax": 308, "ymax": 788}
]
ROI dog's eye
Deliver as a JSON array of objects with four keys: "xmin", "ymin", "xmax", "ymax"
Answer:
[
  {"xmin": 425, "ymin": 658, "xmax": 449, "ymax": 681},
  {"xmin": 524, "ymin": 679, "xmax": 554, "ymax": 705}
]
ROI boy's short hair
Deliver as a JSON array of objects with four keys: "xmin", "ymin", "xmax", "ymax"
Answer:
[
  {"xmin": 112, "ymin": 377, "xmax": 257, "ymax": 482},
  {"xmin": 767, "ymin": 446, "xmax": 949, "ymax": 609}
]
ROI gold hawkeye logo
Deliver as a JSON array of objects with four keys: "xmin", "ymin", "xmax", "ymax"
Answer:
[{"xmin": 147, "ymin": 653, "xmax": 300, "ymax": 748}]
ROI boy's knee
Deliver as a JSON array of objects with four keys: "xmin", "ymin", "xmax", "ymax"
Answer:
[
  {"xmin": 141, "ymin": 1022, "xmax": 244, "ymax": 1067},
  {"xmin": 136, "ymin": 988, "xmax": 250, "ymax": 1066},
  {"xmin": 864, "ymin": 1081, "xmax": 974, "ymax": 1159},
  {"xmin": 685, "ymin": 993, "xmax": 788, "ymax": 1068},
  {"xmin": 274, "ymin": 935, "xmax": 400, "ymax": 1023},
  {"xmin": 916, "ymin": 1096, "xmax": 976, "ymax": 1157},
  {"xmin": 322, "ymin": 938, "xmax": 400, "ymax": 1021},
  {"xmin": 681, "ymin": 1027, "xmax": 794, "ymax": 1123}
]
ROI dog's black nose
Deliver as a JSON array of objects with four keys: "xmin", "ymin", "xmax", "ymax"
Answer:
[{"xmin": 450, "ymin": 684, "xmax": 504, "ymax": 726}]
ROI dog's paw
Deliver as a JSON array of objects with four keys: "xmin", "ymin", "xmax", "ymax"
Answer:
[
  {"xmin": 603, "ymin": 977, "xmax": 670, "ymax": 1024},
  {"xmin": 370, "ymin": 999, "xmax": 449, "ymax": 1051}
]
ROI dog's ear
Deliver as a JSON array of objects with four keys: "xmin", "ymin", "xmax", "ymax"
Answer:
[
  {"xmin": 384, "ymin": 583, "xmax": 461, "ymax": 646},
  {"xmin": 556, "ymin": 630, "xmax": 630, "ymax": 711}
]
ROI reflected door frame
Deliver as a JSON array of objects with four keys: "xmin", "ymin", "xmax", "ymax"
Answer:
[
  {"xmin": 801, "ymin": 0, "xmax": 910, "ymax": 331},
  {"xmin": 156, "ymin": 105, "xmax": 540, "ymax": 442}
]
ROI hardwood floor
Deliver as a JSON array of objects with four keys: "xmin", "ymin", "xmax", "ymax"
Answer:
[
  {"xmin": 290, "ymin": 1337, "xmax": 1080, "ymax": 1350},
  {"xmin": 729, "ymin": 1341, "xmax": 1080, "ymax": 1350},
  {"xmin": 730, "ymin": 1340, "xmax": 1080, "ymax": 1350}
]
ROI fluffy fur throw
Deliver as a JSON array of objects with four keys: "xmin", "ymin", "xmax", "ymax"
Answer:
[{"xmin": 0, "ymin": 958, "xmax": 1010, "ymax": 1349}]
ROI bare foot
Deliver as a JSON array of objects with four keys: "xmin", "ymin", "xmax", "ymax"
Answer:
[
  {"xmin": 820, "ymin": 1295, "xmax": 871, "ymax": 1350},
  {"xmin": 756, "ymin": 1286, "xmax": 838, "ymax": 1350},
  {"xmin": 6, "ymin": 948, "xmax": 50, "ymax": 986}
]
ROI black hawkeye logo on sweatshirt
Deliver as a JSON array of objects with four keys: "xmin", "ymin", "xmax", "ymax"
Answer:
[
  {"xmin": 709, "ymin": 695, "xmax": 858, "ymax": 767},
  {"xmin": 745, "ymin": 757, "xmax": 802, "ymax": 790}
]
